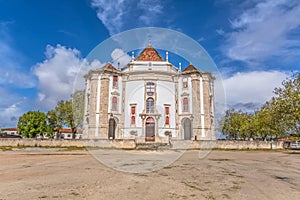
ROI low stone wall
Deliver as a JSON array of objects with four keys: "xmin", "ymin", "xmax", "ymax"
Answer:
[
  {"xmin": 0, "ymin": 139, "xmax": 283, "ymax": 150},
  {"xmin": 0, "ymin": 138, "xmax": 85, "ymax": 147},
  {"xmin": 0, "ymin": 139, "xmax": 136, "ymax": 149},
  {"xmin": 180, "ymin": 140, "xmax": 284, "ymax": 150},
  {"xmin": 84, "ymin": 139, "xmax": 136, "ymax": 149}
]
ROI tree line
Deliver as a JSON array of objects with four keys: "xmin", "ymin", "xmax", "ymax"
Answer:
[
  {"xmin": 220, "ymin": 73, "xmax": 300, "ymax": 140},
  {"xmin": 17, "ymin": 91, "xmax": 84, "ymax": 138}
]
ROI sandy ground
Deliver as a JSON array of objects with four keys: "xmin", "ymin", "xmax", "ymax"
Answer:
[{"xmin": 0, "ymin": 148, "xmax": 299, "ymax": 200}]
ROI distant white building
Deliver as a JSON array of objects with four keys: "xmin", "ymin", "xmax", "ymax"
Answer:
[
  {"xmin": 1, "ymin": 128, "xmax": 19, "ymax": 136},
  {"xmin": 83, "ymin": 45, "xmax": 215, "ymax": 142},
  {"xmin": 56, "ymin": 128, "xmax": 83, "ymax": 140}
]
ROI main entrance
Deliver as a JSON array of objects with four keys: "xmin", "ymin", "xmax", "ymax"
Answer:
[
  {"xmin": 108, "ymin": 118, "xmax": 116, "ymax": 139},
  {"xmin": 145, "ymin": 117, "xmax": 155, "ymax": 141},
  {"xmin": 182, "ymin": 118, "xmax": 192, "ymax": 140}
]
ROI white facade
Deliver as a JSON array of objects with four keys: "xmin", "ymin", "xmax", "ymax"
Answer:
[{"xmin": 83, "ymin": 45, "xmax": 215, "ymax": 142}]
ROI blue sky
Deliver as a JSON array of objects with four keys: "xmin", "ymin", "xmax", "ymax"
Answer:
[{"xmin": 0, "ymin": 0, "xmax": 300, "ymax": 127}]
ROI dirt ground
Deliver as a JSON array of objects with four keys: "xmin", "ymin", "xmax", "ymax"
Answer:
[{"xmin": 0, "ymin": 148, "xmax": 299, "ymax": 200}]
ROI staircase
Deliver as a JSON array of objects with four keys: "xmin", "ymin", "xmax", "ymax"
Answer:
[{"xmin": 135, "ymin": 142, "xmax": 171, "ymax": 150}]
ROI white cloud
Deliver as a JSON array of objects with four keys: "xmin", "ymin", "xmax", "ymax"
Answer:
[
  {"xmin": 91, "ymin": 0, "xmax": 165, "ymax": 35},
  {"xmin": 0, "ymin": 87, "xmax": 30, "ymax": 127},
  {"xmin": 222, "ymin": 70, "xmax": 288, "ymax": 105},
  {"xmin": 33, "ymin": 45, "xmax": 129, "ymax": 110},
  {"xmin": 33, "ymin": 44, "xmax": 83, "ymax": 110},
  {"xmin": 137, "ymin": 0, "xmax": 163, "ymax": 25},
  {"xmin": 111, "ymin": 48, "xmax": 131, "ymax": 68},
  {"xmin": 216, "ymin": 28, "xmax": 225, "ymax": 36},
  {"xmin": 91, "ymin": 0, "xmax": 126, "ymax": 35},
  {"xmin": 0, "ymin": 67, "xmax": 36, "ymax": 88},
  {"xmin": 224, "ymin": 0, "xmax": 300, "ymax": 63},
  {"xmin": 0, "ymin": 21, "xmax": 38, "ymax": 127}
]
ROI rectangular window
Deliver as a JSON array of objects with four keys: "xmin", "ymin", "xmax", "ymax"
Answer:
[
  {"xmin": 164, "ymin": 106, "xmax": 170, "ymax": 126},
  {"xmin": 183, "ymin": 98, "xmax": 189, "ymax": 112},
  {"xmin": 130, "ymin": 105, "xmax": 136, "ymax": 125},
  {"xmin": 183, "ymin": 78, "xmax": 188, "ymax": 89},
  {"xmin": 113, "ymin": 76, "xmax": 118, "ymax": 88},
  {"xmin": 165, "ymin": 107, "xmax": 169, "ymax": 115},
  {"xmin": 131, "ymin": 106, "xmax": 136, "ymax": 115},
  {"xmin": 131, "ymin": 116, "xmax": 135, "ymax": 125},
  {"xmin": 112, "ymin": 97, "xmax": 118, "ymax": 111}
]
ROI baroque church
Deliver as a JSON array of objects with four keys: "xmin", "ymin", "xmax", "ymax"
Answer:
[{"xmin": 83, "ymin": 45, "xmax": 215, "ymax": 142}]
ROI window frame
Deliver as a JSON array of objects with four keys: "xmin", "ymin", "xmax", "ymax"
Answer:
[
  {"xmin": 111, "ymin": 96, "xmax": 118, "ymax": 111},
  {"xmin": 183, "ymin": 97, "xmax": 189, "ymax": 112},
  {"xmin": 146, "ymin": 97, "xmax": 154, "ymax": 113},
  {"xmin": 113, "ymin": 75, "xmax": 118, "ymax": 88}
]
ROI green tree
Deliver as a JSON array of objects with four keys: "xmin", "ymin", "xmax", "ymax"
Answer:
[
  {"xmin": 46, "ymin": 109, "xmax": 63, "ymax": 138},
  {"xmin": 239, "ymin": 113, "xmax": 252, "ymax": 140},
  {"xmin": 71, "ymin": 90, "xmax": 84, "ymax": 131},
  {"xmin": 220, "ymin": 73, "xmax": 300, "ymax": 140},
  {"xmin": 221, "ymin": 109, "xmax": 243, "ymax": 139},
  {"xmin": 18, "ymin": 111, "xmax": 47, "ymax": 138},
  {"xmin": 273, "ymin": 73, "xmax": 300, "ymax": 136},
  {"xmin": 48, "ymin": 91, "xmax": 84, "ymax": 139},
  {"xmin": 221, "ymin": 109, "xmax": 253, "ymax": 140}
]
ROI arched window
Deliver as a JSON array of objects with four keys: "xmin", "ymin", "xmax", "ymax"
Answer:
[
  {"xmin": 146, "ymin": 82, "xmax": 155, "ymax": 96},
  {"xmin": 131, "ymin": 116, "xmax": 135, "ymax": 125},
  {"xmin": 112, "ymin": 97, "xmax": 118, "ymax": 111},
  {"xmin": 183, "ymin": 98, "xmax": 189, "ymax": 112},
  {"xmin": 165, "ymin": 116, "xmax": 170, "ymax": 125},
  {"xmin": 146, "ymin": 98, "xmax": 154, "ymax": 113}
]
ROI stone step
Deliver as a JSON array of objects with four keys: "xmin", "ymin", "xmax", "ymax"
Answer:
[{"xmin": 136, "ymin": 142, "xmax": 171, "ymax": 150}]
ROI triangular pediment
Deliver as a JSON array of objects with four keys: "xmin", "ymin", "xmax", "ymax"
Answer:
[
  {"xmin": 103, "ymin": 62, "xmax": 117, "ymax": 70},
  {"xmin": 183, "ymin": 64, "xmax": 198, "ymax": 72}
]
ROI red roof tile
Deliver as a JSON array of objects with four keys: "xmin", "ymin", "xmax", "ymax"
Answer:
[
  {"xmin": 59, "ymin": 128, "xmax": 83, "ymax": 133},
  {"xmin": 183, "ymin": 64, "xmax": 198, "ymax": 72},
  {"xmin": 2, "ymin": 128, "xmax": 18, "ymax": 131},
  {"xmin": 136, "ymin": 45, "xmax": 164, "ymax": 61}
]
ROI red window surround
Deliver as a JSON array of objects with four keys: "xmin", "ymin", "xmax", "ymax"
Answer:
[
  {"xmin": 131, "ymin": 106, "xmax": 136, "ymax": 115},
  {"xmin": 131, "ymin": 116, "xmax": 135, "ymax": 125},
  {"xmin": 113, "ymin": 76, "xmax": 118, "ymax": 87},
  {"xmin": 165, "ymin": 116, "xmax": 170, "ymax": 125}
]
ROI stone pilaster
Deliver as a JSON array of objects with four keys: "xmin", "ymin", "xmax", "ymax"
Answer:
[
  {"xmin": 98, "ymin": 73, "xmax": 110, "ymax": 138},
  {"xmin": 191, "ymin": 74, "xmax": 201, "ymax": 140}
]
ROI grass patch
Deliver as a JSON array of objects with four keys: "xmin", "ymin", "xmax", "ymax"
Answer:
[
  {"xmin": 58, "ymin": 146, "xmax": 86, "ymax": 151},
  {"xmin": 0, "ymin": 145, "xmax": 87, "ymax": 151},
  {"xmin": 0, "ymin": 146, "xmax": 13, "ymax": 151}
]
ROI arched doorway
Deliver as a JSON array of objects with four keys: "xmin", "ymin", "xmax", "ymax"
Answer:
[
  {"xmin": 108, "ymin": 118, "xmax": 116, "ymax": 139},
  {"xmin": 182, "ymin": 118, "xmax": 192, "ymax": 140},
  {"xmin": 145, "ymin": 117, "xmax": 155, "ymax": 141}
]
